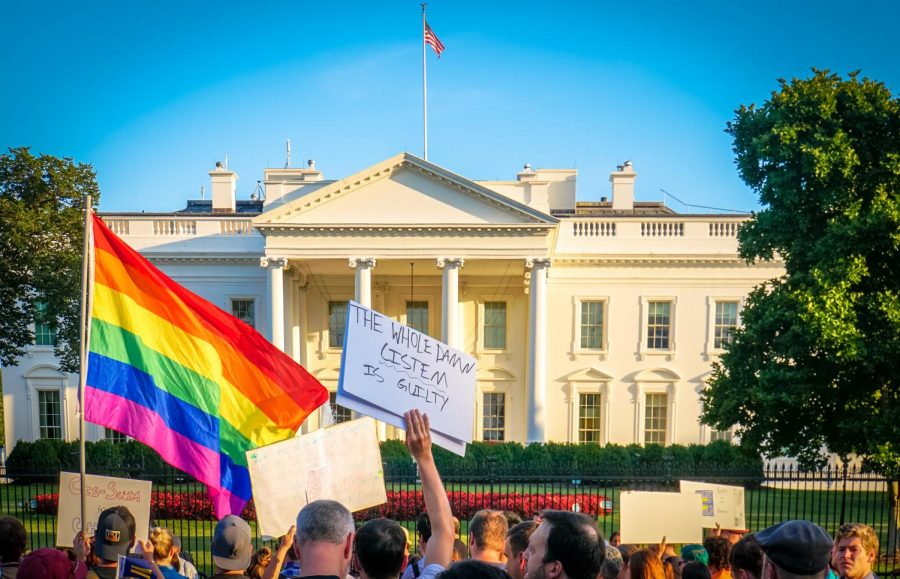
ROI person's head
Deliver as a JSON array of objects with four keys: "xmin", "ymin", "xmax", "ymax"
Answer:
[
  {"xmin": 523, "ymin": 509, "xmax": 604, "ymax": 579},
  {"xmin": 755, "ymin": 520, "xmax": 832, "ymax": 579},
  {"xmin": 295, "ymin": 499, "xmax": 355, "ymax": 576},
  {"xmin": 505, "ymin": 521, "xmax": 538, "ymax": 579},
  {"xmin": 504, "ymin": 511, "xmax": 524, "ymax": 528},
  {"xmin": 665, "ymin": 557, "xmax": 684, "ymax": 579},
  {"xmin": 629, "ymin": 550, "xmax": 665, "ymax": 579},
  {"xmin": 609, "ymin": 531, "xmax": 621, "ymax": 547},
  {"xmin": 681, "ymin": 545, "xmax": 709, "ymax": 567},
  {"xmin": 601, "ymin": 544, "xmax": 625, "ymax": 579},
  {"xmin": 833, "ymin": 523, "xmax": 878, "ymax": 579},
  {"xmin": 17, "ymin": 548, "xmax": 75, "ymax": 579},
  {"xmin": 730, "ymin": 534, "xmax": 763, "ymax": 579},
  {"xmin": 148, "ymin": 526, "xmax": 176, "ymax": 564},
  {"xmin": 0, "ymin": 516, "xmax": 27, "ymax": 563},
  {"xmin": 248, "ymin": 546, "xmax": 273, "ymax": 579},
  {"xmin": 470, "ymin": 510, "xmax": 509, "ymax": 560},
  {"xmin": 416, "ymin": 512, "xmax": 433, "ymax": 552},
  {"xmin": 354, "ymin": 518, "xmax": 407, "ymax": 579},
  {"xmin": 721, "ymin": 530, "xmax": 749, "ymax": 546},
  {"xmin": 95, "ymin": 505, "xmax": 137, "ymax": 562},
  {"xmin": 703, "ymin": 537, "xmax": 731, "ymax": 573},
  {"xmin": 683, "ymin": 562, "xmax": 712, "ymax": 579},
  {"xmin": 440, "ymin": 560, "xmax": 514, "ymax": 579},
  {"xmin": 211, "ymin": 515, "xmax": 253, "ymax": 572}
]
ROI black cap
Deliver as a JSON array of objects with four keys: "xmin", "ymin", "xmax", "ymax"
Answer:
[{"xmin": 755, "ymin": 520, "xmax": 832, "ymax": 575}]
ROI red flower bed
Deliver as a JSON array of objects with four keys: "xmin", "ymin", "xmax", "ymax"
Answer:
[{"xmin": 34, "ymin": 490, "xmax": 612, "ymax": 521}]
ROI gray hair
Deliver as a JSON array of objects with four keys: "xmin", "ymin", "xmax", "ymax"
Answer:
[
  {"xmin": 296, "ymin": 500, "xmax": 354, "ymax": 544},
  {"xmin": 601, "ymin": 544, "xmax": 624, "ymax": 579}
]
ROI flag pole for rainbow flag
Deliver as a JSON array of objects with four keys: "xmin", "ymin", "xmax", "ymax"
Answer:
[{"xmin": 77, "ymin": 194, "xmax": 93, "ymax": 538}]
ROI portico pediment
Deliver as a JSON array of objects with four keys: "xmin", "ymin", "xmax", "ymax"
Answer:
[
  {"xmin": 563, "ymin": 367, "xmax": 614, "ymax": 382},
  {"xmin": 254, "ymin": 153, "xmax": 556, "ymax": 230}
]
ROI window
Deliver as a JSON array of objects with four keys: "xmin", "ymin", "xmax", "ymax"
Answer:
[
  {"xmin": 580, "ymin": 301, "xmax": 604, "ymax": 349},
  {"xmin": 714, "ymin": 301, "xmax": 739, "ymax": 349},
  {"xmin": 329, "ymin": 301, "xmax": 347, "ymax": 348},
  {"xmin": 578, "ymin": 393, "xmax": 602, "ymax": 443},
  {"xmin": 482, "ymin": 393, "xmax": 506, "ymax": 441},
  {"xmin": 644, "ymin": 393, "xmax": 668, "ymax": 445},
  {"xmin": 483, "ymin": 302, "xmax": 507, "ymax": 350},
  {"xmin": 646, "ymin": 301, "xmax": 672, "ymax": 350},
  {"xmin": 328, "ymin": 392, "xmax": 352, "ymax": 424},
  {"xmin": 406, "ymin": 301, "xmax": 429, "ymax": 335},
  {"xmin": 710, "ymin": 429, "xmax": 734, "ymax": 443},
  {"xmin": 38, "ymin": 390, "xmax": 62, "ymax": 440},
  {"xmin": 231, "ymin": 298, "xmax": 255, "ymax": 328},
  {"xmin": 34, "ymin": 302, "xmax": 57, "ymax": 346},
  {"xmin": 105, "ymin": 428, "xmax": 128, "ymax": 443}
]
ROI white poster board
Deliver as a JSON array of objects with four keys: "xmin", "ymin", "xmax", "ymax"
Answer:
[
  {"xmin": 337, "ymin": 301, "xmax": 476, "ymax": 455},
  {"xmin": 56, "ymin": 472, "xmax": 152, "ymax": 547},
  {"xmin": 246, "ymin": 417, "xmax": 387, "ymax": 537},
  {"xmin": 679, "ymin": 480, "xmax": 746, "ymax": 530},
  {"xmin": 619, "ymin": 491, "xmax": 704, "ymax": 544}
]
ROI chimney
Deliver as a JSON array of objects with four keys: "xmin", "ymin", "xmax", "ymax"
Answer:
[
  {"xmin": 516, "ymin": 163, "xmax": 537, "ymax": 182},
  {"xmin": 209, "ymin": 161, "xmax": 238, "ymax": 213},
  {"xmin": 610, "ymin": 160, "xmax": 636, "ymax": 210}
]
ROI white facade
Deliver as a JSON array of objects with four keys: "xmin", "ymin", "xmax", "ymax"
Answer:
[{"xmin": 2, "ymin": 153, "xmax": 783, "ymax": 450}]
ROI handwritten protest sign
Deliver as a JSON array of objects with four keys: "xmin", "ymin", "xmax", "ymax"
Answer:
[
  {"xmin": 619, "ymin": 491, "xmax": 703, "ymax": 544},
  {"xmin": 56, "ymin": 472, "xmax": 152, "ymax": 547},
  {"xmin": 679, "ymin": 480, "xmax": 746, "ymax": 530},
  {"xmin": 246, "ymin": 417, "xmax": 387, "ymax": 537},
  {"xmin": 337, "ymin": 301, "xmax": 476, "ymax": 455}
]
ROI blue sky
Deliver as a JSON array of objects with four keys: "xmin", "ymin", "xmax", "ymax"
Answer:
[{"xmin": 3, "ymin": 1, "xmax": 898, "ymax": 213}]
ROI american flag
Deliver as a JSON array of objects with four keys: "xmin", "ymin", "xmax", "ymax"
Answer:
[{"xmin": 424, "ymin": 21, "xmax": 444, "ymax": 57}]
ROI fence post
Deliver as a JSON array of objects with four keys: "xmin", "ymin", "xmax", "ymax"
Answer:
[{"xmin": 839, "ymin": 462, "xmax": 848, "ymax": 525}]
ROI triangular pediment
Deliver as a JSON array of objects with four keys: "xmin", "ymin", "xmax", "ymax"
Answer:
[
  {"xmin": 254, "ymin": 153, "xmax": 556, "ymax": 228},
  {"xmin": 564, "ymin": 367, "xmax": 614, "ymax": 382}
]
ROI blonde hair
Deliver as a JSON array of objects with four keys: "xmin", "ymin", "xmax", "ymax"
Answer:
[
  {"xmin": 148, "ymin": 527, "xmax": 175, "ymax": 561},
  {"xmin": 835, "ymin": 523, "xmax": 879, "ymax": 554}
]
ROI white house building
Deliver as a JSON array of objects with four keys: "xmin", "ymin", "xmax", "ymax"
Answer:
[{"xmin": 1, "ymin": 153, "xmax": 783, "ymax": 450}]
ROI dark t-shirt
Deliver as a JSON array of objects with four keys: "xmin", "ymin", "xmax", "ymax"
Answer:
[{"xmin": 88, "ymin": 566, "xmax": 118, "ymax": 579}]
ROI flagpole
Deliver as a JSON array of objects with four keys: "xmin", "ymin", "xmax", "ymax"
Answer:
[
  {"xmin": 422, "ymin": 3, "xmax": 428, "ymax": 161},
  {"xmin": 78, "ymin": 194, "xmax": 92, "ymax": 537}
]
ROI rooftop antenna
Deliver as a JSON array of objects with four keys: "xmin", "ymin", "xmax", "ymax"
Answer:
[
  {"xmin": 200, "ymin": 185, "xmax": 205, "ymax": 200},
  {"xmin": 224, "ymin": 154, "xmax": 229, "ymax": 170},
  {"xmin": 285, "ymin": 139, "xmax": 292, "ymax": 168},
  {"xmin": 250, "ymin": 180, "xmax": 265, "ymax": 201}
]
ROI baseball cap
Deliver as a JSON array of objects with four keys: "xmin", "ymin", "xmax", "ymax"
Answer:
[
  {"xmin": 681, "ymin": 544, "xmax": 709, "ymax": 566},
  {"xmin": 95, "ymin": 506, "xmax": 135, "ymax": 560},
  {"xmin": 212, "ymin": 515, "xmax": 252, "ymax": 571},
  {"xmin": 755, "ymin": 520, "xmax": 832, "ymax": 575}
]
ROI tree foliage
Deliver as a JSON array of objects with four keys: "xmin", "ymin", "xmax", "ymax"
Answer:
[
  {"xmin": 702, "ymin": 71, "xmax": 900, "ymax": 475},
  {"xmin": 0, "ymin": 147, "xmax": 99, "ymax": 372}
]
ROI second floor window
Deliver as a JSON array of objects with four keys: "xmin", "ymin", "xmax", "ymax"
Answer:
[
  {"xmin": 34, "ymin": 302, "xmax": 57, "ymax": 346},
  {"xmin": 406, "ymin": 301, "xmax": 429, "ymax": 335},
  {"xmin": 646, "ymin": 301, "xmax": 672, "ymax": 350},
  {"xmin": 231, "ymin": 298, "xmax": 255, "ymax": 328},
  {"xmin": 483, "ymin": 302, "xmax": 507, "ymax": 350},
  {"xmin": 329, "ymin": 301, "xmax": 347, "ymax": 348},
  {"xmin": 580, "ymin": 301, "xmax": 604, "ymax": 349},
  {"xmin": 714, "ymin": 301, "xmax": 739, "ymax": 349}
]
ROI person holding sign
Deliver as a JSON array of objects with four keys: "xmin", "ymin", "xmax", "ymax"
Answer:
[{"xmin": 87, "ymin": 506, "xmax": 137, "ymax": 579}]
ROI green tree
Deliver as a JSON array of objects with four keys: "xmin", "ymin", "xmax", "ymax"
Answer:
[
  {"xmin": 702, "ymin": 71, "xmax": 900, "ymax": 548},
  {"xmin": 0, "ymin": 147, "xmax": 98, "ymax": 372}
]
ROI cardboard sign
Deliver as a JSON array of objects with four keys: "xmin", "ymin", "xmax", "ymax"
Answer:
[
  {"xmin": 619, "ymin": 491, "xmax": 704, "ymax": 544},
  {"xmin": 246, "ymin": 416, "xmax": 387, "ymax": 538},
  {"xmin": 679, "ymin": 480, "xmax": 747, "ymax": 530},
  {"xmin": 56, "ymin": 472, "xmax": 152, "ymax": 548},
  {"xmin": 337, "ymin": 301, "xmax": 476, "ymax": 455}
]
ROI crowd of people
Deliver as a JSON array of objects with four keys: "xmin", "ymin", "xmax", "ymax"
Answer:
[{"xmin": 0, "ymin": 410, "xmax": 883, "ymax": 579}]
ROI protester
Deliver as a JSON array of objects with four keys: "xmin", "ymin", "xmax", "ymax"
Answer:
[
  {"xmin": 505, "ymin": 521, "xmax": 538, "ymax": 579},
  {"xmin": 171, "ymin": 534, "xmax": 199, "ymax": 579},
  {"xmin": 833, "ymin": 524, "xmax": 878, "ymax": 579},
  {"xmin": 292, "ymin": 500, "xmax": 354, "ymax": 578},
  {"xmin": 88, "ymin": 506, "xmax": 138, "ymax": 579},
  {"xmin": 263, "ymin": 525, "xmax": 299, "ymax": 579},
  {"xmin": 629, "ymin": 550, "xmax": 666, "ymax": 579},
  {"xmin": 469, "ymin": 510, "xmax": 508, "ymax": 567},
  {"xmin": 703, "ymin": 537, "xmax": 732, "ymax": 579},
  {"xmin": 522, "ymin": 510, "xmax": 604, "ymax": 579},
  {"xmin": 210, "ymin": 515, "xmax": 253, "ymax": 578},
  {"xmin": 440, "ymin": 560, "xmax": 513, "ymax": 579},
  {"xmin": 18, "ymin": 548, "xmax": 87, "ymax": 579},
  {"xmin": 755, "ymin": 520, "xmax": 832, "ymax": 579},
  {"xmin": 0, "ymin": 517, "xmax": 26, "ymax": 579},
  {"xmin": 609, "ymin": 532, "xmax": 621, "ymax": 548},
  {"xmin": 402, "ymin": 513, "xmax": 432, "ymax": 579},
  {"xmin": 248, "ymin": 547, "xmax": 273, "ymax": 579},
  {"xmin": 683, "ymin": 562, "xmax": 712, "ymax": 579},
  {"xmin": 681, "ymin": 546, "xmax": 709, "ymax": 567},
  {"xmin": 146, "ymin": 527, "xmax": 189, "ymax": 578},
  {"xmin": 354, "ymin": 519, "xmax": 407, "ymax": 579},
  {"xmin": 729, "ymin": 534, "xmax": 763, "ymax": 579},
  {"xmin": 600, "ymin": 545, "xmax": 625, "ymax": 579},
  {"xmin": 504, "ymin": 512, "xmax": 524, "ymax": 529}
]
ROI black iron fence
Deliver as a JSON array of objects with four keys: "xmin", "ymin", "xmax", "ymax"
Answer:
[{"xmin": 0, "ymin": 464, "xmax": 896, "ymax": 577}]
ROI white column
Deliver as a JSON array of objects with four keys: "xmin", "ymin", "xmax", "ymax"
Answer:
[
  {"xmin": 350, "ymin": 257, "xmax": 376, "ymax": 307},
  {"xmin": 437, "ymin": 258, "xmax": 464, "ymax": 348},
  {"xmin": 261, "ymin": 257, "xmax": 289, "ymax": 351},
  {"xmin": 526, "ymin": 258, "xmax": 550, "ymax": 444}
]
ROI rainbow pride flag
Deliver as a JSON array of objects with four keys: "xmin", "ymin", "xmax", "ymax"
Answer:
[{"xmin": 85, "ymin": 214, "xmax": 327, "ymax": 517}]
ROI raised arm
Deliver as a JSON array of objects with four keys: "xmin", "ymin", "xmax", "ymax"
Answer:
[{"xmin": 405, "ymin": 410, "xmax": 454, "ymax": 570}]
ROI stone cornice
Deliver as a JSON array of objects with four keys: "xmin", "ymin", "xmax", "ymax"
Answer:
[
  {"xmin": 146, "ymin": 256, "xmax": 260, "ymax": 265},
  {"xmin": 551, "ymin": 255, "xmax": 784, "ymax": 267},
  {"xmin": 257, "ymin": 224, "xmax": 554, "ymax": 237}
]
